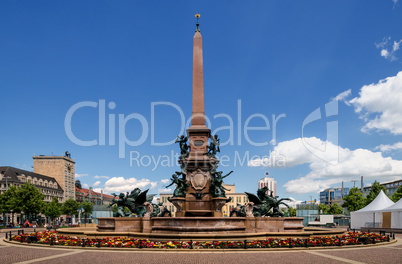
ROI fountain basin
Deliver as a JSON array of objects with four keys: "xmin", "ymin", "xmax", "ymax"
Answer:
[{"xmin": 97, "ymin": 216, "xmax": 305, "ymax": 234}]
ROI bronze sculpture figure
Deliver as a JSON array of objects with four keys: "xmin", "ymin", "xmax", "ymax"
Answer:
[
  {"xmin": 166, "ymin": 171, "xmax": 189, "ymax": 197},
  {"xmin": 175, "ymin": 135, "xmax": 189, "ymax": 159},
  {"xmin": 210, "ymin": 170, "xmax": 233, "ymax": 197},
  {"xmin": 108, "ymin": 188, "xmax": 150, "ymax": 217}
]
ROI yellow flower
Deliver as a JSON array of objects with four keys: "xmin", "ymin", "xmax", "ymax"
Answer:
[{"xmin": 195, "ymin": 14, "xmax": 201, "ymax": 18}]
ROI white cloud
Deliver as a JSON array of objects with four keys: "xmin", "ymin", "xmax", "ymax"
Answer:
[
  {"xmin": 349, "ymin": 71, "xmax": 402, "ymax": 135},
  {"xmin": 332, "ymin": 89, "xmax": 351, "ymax": 105},
  {"xmin": 381, "ymin": 49, "xmax": 390, "ymax": 58},
  {"xmin": 283, "ymin": 176, "xmax": 339, "ymax": 194},
  {"xmin": 103, "ymin": 177, "xmax": 157, "ymax": 194},
  {"xmin": 161, "ymin": 179, "xmax": 170, "ymax": 184},
  {"xmin": 393, "ymin": 40, "xmax": 402, "ymax": 52},
  {"xmin": 249, "ymin": 137, "xmax": 402, "ymax": 194},
  {"xmin": 94, "ymin": 175, "xmax": 110, "ymax": 179},
  {"xmin": 75, "ymin": 173, "xmax": 88, "ymax": 178},
  {"xmin": 92, "ymin": 188, "xmax": 102, "ymax": 193},
  {"xmin": 375, "ymin": 37, "xmax": 390, "ymax": 49},
  {"xmin": 157, "ymin": 179, "xmax": 174, "ymax": 194},
  {"xmin": 93, "ymin": 181, "xmax": 101, "ymax": 187},
  {"xmin": 375, "ymin": 142, "xmax": 402, "ymax": 152},
  {"xmin": 375, "ymin": 37, "xmax": 402, "ymax": 61},
  {"xmin": 82, "ymin": 183, "xmax": 89, "ymax": 188},
  {"xmin": 282, "ymin": 197, "xmax": 303, "ymax": 208},
  {"xmin": 249, "ymin": 137, "xmax": 341, "ymax": 168},
  {"xmin": 158, "ymin": 188, "xmax": 173, "ymax": 194}
]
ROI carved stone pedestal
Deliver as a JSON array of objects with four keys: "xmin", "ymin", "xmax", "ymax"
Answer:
[
  {"xmin": 212, "ymin": 197, "xmax": 229, "ymax": 217},
  {"xmin": 168, "ymin": 197, "xmax": 186, "ymax": 217}
]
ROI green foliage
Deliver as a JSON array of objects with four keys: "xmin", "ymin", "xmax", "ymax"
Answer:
[
  {"xmin": 81, "ymin": 201, "xmax": 94, "ymax": 222},
  {"xmin": 318, "ymin": 203, "xmax": 330, "ymax": 214},
  {"xmin": 328, "ymin": 203, "xmax": 343, "ymax": 215},
  {"xmin": 16, "ymin": 183, "xmax": 45, "ymax": 220},
  {"xmin": 0, "ymin": 183, "xmax": 45, "ymax": 221},
  {"xmin": 365, "ymin": 181, "xmax": 388, "ymax": 206},
  {"xmin": 391, "ymin": 185, "xmax": 402, "ymax": 202},
  {"xmin": 81, "ymin": 201, "xmax": 94, "ymax": 214},
  {"xmin": 288, "ymin": 207, "xmax": 296, "ymax": 217},
  {"xmin": 44, "ymin": 197, "xmax": 61, "ymax": 222},
  {"xmin": 0, "ymin": 194, "xmax": 5, "ymax": 214},
  {"xmin": 109, "ymin": 204, "xmax": 130, "ymax": 214},
  {"xmin": 61, "ymin": 198, "xmax": 80, "ymax": 216},
  {"xmin": 319, "ymin": 203, "xmax": 343, "ymax": 215},
  {"xmin": 0, "ymin": 185, "xmax": 19, "ymax": 214},
  {"xmin": 342, "ymin": 187, "xmax": 366, "ymax": 212}
]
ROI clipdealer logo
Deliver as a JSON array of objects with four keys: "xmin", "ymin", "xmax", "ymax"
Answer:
[
  {"xmin": 64, "ymin": 99, "xmax": 286, "ymax": 158},
  {"xmin": 64, "ymin": 99, "xmax": 340, "ymax": 169}
]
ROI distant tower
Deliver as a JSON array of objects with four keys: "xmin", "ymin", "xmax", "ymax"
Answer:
[
  {"xmin": 258, "ymin": 172, "xmax": 277, "ymax": 197},
  {"xmin": 33, "ymin": 152, "xmax": 75, "ymax": 202}
]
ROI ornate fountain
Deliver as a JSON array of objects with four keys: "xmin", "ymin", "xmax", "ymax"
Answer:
[{"xmin": 95, "ymin": 15, "xmax": 310, "ymax": 240}]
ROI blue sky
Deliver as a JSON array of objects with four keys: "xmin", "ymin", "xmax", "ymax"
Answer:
[{"xmin": 1, "ymin": 1, "xmax": 402, "ymax": 202}]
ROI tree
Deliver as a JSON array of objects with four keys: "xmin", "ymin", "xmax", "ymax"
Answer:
[
  {"xmin": 328, "ymin": 203, "xmax": 343, "ymax": 215},
  {"xmin": 0, "ymin": 189, "xmax": 11, "ymax": 224},
  {"xmin": 365, "ymin": 181, "xmax": 388, "ymax": 206},
  {"xmin": 16, "ymin": 183, "xmax": 45, "ymax": 221},
  {"xmin": 288, "ymin": 207, "xmax": 296, "ymax": 217},
  {"xmin": 319, "ymin": 203, "xmax": 330, "ymax": 214},
  {"xmin": 391, "ymin": 185, "xmax": 402, "ymax": 202},
  {"xmin": 43, "ymin": 197, "xmax": 61, "ymax": 224},
  {"xmin": 0, "ymin": 186, "xmax": 21, "ymax": 224},
  {"xmin": 62, "ymin": 198, "xmax": 80, "ymax": 216},
  {"xmin": 81, "ymin": 201, "xmax": 94, "ymax": 223},
  {"xmin": 342, "ymin": 187, "xmax": 366, "ymax": 212}
]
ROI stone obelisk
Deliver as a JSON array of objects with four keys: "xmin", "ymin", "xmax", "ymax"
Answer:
[
  {"xmin": 173, "ymin": 15, "xmax": 224, "ymax": 217},
  {"xmin": 186, "ymin": 16, "xmax": 211, "ymax": 161},
  {"xmin": 190, "ymin": 20, "xmax": 206, "ymax": 129}
]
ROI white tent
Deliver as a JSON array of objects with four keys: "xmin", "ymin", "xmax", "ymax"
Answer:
[
  {"xmin": 378, "ymin": 198, "xmax": 402, "ymax": 228},
  {"xmin": 350, "ymin": 190, "xmax": 394, "ymax": 229}
]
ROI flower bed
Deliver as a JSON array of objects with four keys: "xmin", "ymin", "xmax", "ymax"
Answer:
[{"xmin": 10, "ymin": 231, "xmax": 389, "ymax": 249}]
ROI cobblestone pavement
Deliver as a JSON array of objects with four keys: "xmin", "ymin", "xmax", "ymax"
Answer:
[{"xmin": 1, "ymin": 231, "xmax": 402, "ymax": 264}]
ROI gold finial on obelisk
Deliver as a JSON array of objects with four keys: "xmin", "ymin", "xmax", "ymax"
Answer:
[{"xmin": 195, "ymin": 13, "xmax": 201, "ymax": 32}]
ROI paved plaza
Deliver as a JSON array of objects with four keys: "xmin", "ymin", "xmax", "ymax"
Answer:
[{"xmin": 1, "ymin": 231, "xmax": 402, "ymax": 264}]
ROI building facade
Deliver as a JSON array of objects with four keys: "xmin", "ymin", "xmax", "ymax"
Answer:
[
  {"xmin": 75, "ymin": 180, "xmax": 113, "ymax": 205},
  {"xmin": 362, "ymin": 178, "xmax": 402, "ymax": 196},
  {"xmin": 258, "ymin": 172, "xmax": 277, "ymax": 197},
  {"xmin": 319, "ymin": 187, "xmax": 350, "ymax": 205},
  {"xmin": 220, "ymin": 184, "xmax": 249, "ymax": 217},
  {"xmin": 0, "ymin": 166, "xmax": 64, "ymax": 202},
  {"xmin": 33, "ymin": 154, "xmax": 75, "ymax": 202},
  {"xmin": 159, "ymin": 184, "xmax": 248, "ymax": 217}
]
